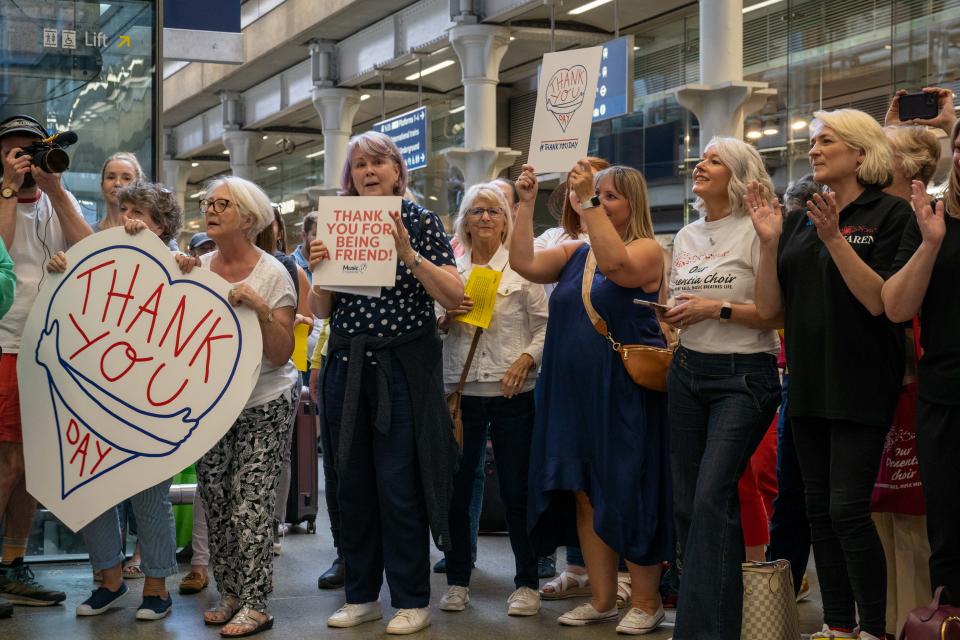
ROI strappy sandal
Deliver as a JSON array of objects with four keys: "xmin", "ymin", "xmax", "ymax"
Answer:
[
  {"xmin": 122, "ymin": 561, "xmax": 145, "ymax": 579},
  {"xmin": 616, "ymin": 572, "xmax": 632, "ymax": 608},
  {"xmin": 540, "ymin": 570, "xmax": 591, "ymax": 600},
  {"xmin": 204, "ymin": 596, "xmax": 241, "ymax": 626},
  {"xmin": 220, "ymin": 606, "xmax": 274, "ymax": 638}
]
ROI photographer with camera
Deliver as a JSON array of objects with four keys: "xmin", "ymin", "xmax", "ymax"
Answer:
[{"xmin": 0, "ymin": 114, "xmax": 91, "ymax": 615}]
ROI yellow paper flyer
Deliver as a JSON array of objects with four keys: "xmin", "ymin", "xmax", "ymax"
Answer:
[
  {"xmin": 455, "ymin": 267, "xmax": 502, "ymax": 329},
  {"xmin": 292, "ymin": 322, "xmax": 310, "ymax": 372}
]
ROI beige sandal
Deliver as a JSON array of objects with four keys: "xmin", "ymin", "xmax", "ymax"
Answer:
[
  {"xmin": 616, "ymin": 572, "xmax": 632, "ymax": 608},
  {"xmin": 540, "ymin": 569, "xmax": 591, "ymax": 600},
  {"xmin": 220, "ymin": 606, "xmax": 274, "ymax": 638},
  {"xmin": 204, "ymin": 596, "xmax": 241, "ymax": 626}
]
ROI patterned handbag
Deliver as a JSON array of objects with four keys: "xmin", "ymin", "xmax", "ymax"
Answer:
[{"xmin": 740, "ymin": 560, "xmax": 801, "ymax": 640}]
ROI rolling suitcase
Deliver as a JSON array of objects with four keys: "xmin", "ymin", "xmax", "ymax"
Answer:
[{"xmin": 286, "ymin": 392, "xmax": 320, "ymax": 533}]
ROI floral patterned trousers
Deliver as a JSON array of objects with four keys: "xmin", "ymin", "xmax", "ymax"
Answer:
[{"xmin": 197, "ymin": 390, "xmax": 295, "ymax": 610}]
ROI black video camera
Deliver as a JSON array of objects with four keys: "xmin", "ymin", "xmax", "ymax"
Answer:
[{"xmin": 15, "ymin": 131, "xmax": 78, "ymax": 174}]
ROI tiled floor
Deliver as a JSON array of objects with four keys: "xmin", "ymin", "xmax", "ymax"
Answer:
[{"xmin": 1, "ymin": 466, "xmax": 827, "ymax": 640}]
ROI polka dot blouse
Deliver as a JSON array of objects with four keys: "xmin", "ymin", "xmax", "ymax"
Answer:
[{"xmin": 331, "ymin": 199, "xmax": 456, "ymax": 337}]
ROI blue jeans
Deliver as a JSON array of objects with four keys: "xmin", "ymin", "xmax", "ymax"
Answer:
[
  {"xmin": 668, "ymin": 346, "xmax": 781, "ymax": 640},
  {"xmin": 324, "ymin": 354, "xmax": 431, "ymax": 608},
  {"xmin": 81, "ymin": 479, "xmax": 177, "ymax": 577},
  {"xmin": 767, "ymin": 373, "xmax": 810, "ymax": 593},
  {"xmin": 445, "ymin": 392, "xmax": 538, "ymax": 589}
]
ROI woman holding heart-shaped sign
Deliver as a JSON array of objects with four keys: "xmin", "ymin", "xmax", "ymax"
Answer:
[{"xmin": 175, "ymin": 176, "xmax": 300, "ymax": 638}]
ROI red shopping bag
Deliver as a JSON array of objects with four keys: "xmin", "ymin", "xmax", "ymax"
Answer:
[{"xmin": 871, "ymin": 318, "xmax": 925, "ymax": 516}]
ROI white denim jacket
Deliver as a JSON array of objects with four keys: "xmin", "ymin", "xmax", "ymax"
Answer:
[{"xmin": 442, "ymin": 245, "xmax": 548, "ymax": 397}]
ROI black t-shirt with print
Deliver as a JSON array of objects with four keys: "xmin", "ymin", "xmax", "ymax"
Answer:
[
  {"xmin": 777, "ymin": 186, "xmax": 910, "ymax": 428},
  {"xmin": 891, "ymin": 213, "xmax": 960, "ymax": 405},
  {"xmin": 331, "ymin": 199, "xmax": 456, "ymax": 337}
]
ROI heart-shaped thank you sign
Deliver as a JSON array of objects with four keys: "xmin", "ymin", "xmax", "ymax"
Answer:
[
  {"xmin": 545, "ymin": 65, "xmax": 589, "ymax": 132},
  {"xmin": 19, "ymin": 228, "xmax": 262, "ymax": 531}
]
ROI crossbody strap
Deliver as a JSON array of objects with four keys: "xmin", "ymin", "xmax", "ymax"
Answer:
[
  {"xmin": 580, "ymin": 248, "xmax": 668, "ymax": 347},
  {"xmin": 455, "ymin": 327, "xmax": 483, "ymax": 393}
]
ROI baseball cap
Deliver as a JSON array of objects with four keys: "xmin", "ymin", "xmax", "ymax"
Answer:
[
  {"xmin": 188, "ymin": 231, "xmax": 215, "ymax": 251},
  {"xmin": 0, "ymin": 115, "xmax": 48, "ymax": 140}
]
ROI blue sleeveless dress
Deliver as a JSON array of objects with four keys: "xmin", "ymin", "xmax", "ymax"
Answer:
[{"xmin": 528, "ymin": 243, "xmax": 672, "ymax": 564}]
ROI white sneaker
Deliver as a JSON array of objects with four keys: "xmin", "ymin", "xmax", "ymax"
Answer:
[
  {"xmin": 810, "ymin": 624, "xmax": 860, "ymax": 639},
  {"xmin": 327, "ymin": 601, "xmax": 383, "ymax": 628},
  {"xmin": 386, "ymin": 607, "xmax": 431, "ymax": 634},
  {"xmin": 507, "ymin": 587, "xmax": 541, "ymax": 616},
  {"xmin": 616, "ymin": 606, "xmax": 665, "ymax": 635},
  {"xmin": 558, "ymin": 602, "xmax": 619, "ymax": 626},
  {"xmin": 439, "ymin": 586, "xmax": 470, "ymax": 612}
]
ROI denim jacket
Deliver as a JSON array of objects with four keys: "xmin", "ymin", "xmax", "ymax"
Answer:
[{"xmin": 441, "ymin": 245, "xmax": 548, "ymax": 395}]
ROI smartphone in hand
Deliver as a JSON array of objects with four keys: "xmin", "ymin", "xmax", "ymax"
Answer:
[
  {"xmin": 633, "ymin": 298, "xmax": 672, "ymax": 312},
  {"xmin": 899, "ymin": 92, "xmax": 939, "ymax": 121}
]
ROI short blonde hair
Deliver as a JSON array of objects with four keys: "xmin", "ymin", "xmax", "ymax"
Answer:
[
  {"xmin": 693, "ymin": 137, "xmax": 774, "ymax": 217},
  {"xmin": 812, "ymin": 109, "xmax": 894, "ymax": 188},
  {"xmin": 884, "ymin": 125, "xmax": 940, "ymax": 186},
  {"xmin": 204, "ymin": 176, "xmax": 274, "ymax": 241},
  {"xmin": 944, "ymin": 119, "xmax": 960, "ymax": 220},
  {"xmin": 100, "ymin": 152, "xmax": 143, "ymax": 185},
  {"xmin": 593, "ymin": 166, "xmax": 655, "ymax": 244},
  {"xmin": 454, "ymin": 183, "xmax": 513, "ymax": 253}
]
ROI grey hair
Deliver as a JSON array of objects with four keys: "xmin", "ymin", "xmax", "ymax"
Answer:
[
  {"xmin": 694, "ymin": 137, "xmax": 775, "ymax": 217},
  {"xmin": 204, "ymin": 176, "xmax": 274, "ymax": 241},
  {"xmin": 454, "ymin": 183, "xmax": 513, "ymax": 253},
  {"xmin": 116, "ymin": 181, "xmax": 182, "ymax": 243}
]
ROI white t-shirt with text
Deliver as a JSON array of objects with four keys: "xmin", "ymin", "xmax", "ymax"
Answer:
[{"xmin": 669, "ymin": 213, "xmax": 779, "ymax": 355}]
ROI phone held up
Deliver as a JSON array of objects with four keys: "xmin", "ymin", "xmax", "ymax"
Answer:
[{"xmin": 898, "ymin": 92, "xmax": 939, "ymax": 121}]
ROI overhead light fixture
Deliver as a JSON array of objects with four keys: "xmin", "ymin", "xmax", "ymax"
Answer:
[
  {"xmin": 428, "ymin": 195, "xmax": 438, "ymax": 201},
  {"xmin": 746, "ymin": 120, "xmax": 763, "ymax": 140},
  {"xmin": 569, "ymin": 0, "xmax": 613, "ymax": 15},
  {"xmin": 509, "ymin": 36, "xmax": 516, "ymax": 41},
  {"xmin": 267, "ymin": 166, "xmax": 278, "ymax": 171},
  {"xmin": 222, "ymin": 149, "xmax": 230, "ymax": 155},
  {"xmin": 306, "ymin": 150, "xmax": 325, "ymax": 159},
  {"xmin": 262, "ymin": 135, "xmax": 268, "ymax": 140},
  {"xmin": 405, "ymin": 59, "xmax": 455, "ymax": 81},
  {"xmin": 762, "ymin": 120, "xmax": 779, "ymax": 136},
  {"xmin": 791, "ymin": 119, "xmax": 808, "ymax": 130},
  {"xmin": 449, "ymin": 105, "xmax": 465, "ymax": 114},
  {"xmin": 743, "ymin": 0, "xmax": 785, "ymax": 13},
  {"xmin": 360, "ymin": 94, "xmax": 371, "ymax": 101},
  {"xmin": 191, "ymin": 162, "xmax": 199, "ymax": 167},
  {"xmin": 188, "ymin": 191, "xmax": 203, "ymax": 199}
]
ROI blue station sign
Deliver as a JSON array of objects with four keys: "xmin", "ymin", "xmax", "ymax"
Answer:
[
  {"xmin": 593, "ymin": 36, "xmax": 633, "ymax": 123},
  {"xmin": 373, "ymin": 106, "xmax": 429, "ymax": 171}
]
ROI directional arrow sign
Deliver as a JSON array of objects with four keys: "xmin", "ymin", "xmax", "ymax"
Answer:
[{"xmin": 117, "ymin": 35, "xmax": 131, "ymax": 47}]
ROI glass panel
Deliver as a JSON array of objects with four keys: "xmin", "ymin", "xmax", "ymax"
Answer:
[
  {"xmin": 0, "ymin": 0, "xmax": 158, "ymax": 561},
  {"xmin": 1, "ymin": 0, "xmax": 159, "ymax": 227}
]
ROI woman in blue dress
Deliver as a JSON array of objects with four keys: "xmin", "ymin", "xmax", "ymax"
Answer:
[{"xmin": 510, "ymin": 160, "xmax": 672, "ymax": 635}]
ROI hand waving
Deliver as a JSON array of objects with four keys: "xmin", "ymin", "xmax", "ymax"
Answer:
[
  {"xmin": 744, "ymin": 181, "xmax": 783, "ymax": 246},
  {"xmin": 910, "ymin": 179, "xmax": 946, "ymax": 247}
]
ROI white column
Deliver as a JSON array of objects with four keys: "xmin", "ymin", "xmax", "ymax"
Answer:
[
  {"xmin": 161, "ymin": 159, "xmax": 192, "ymax": 218},
  {"xmin": 445, "ymin": 24, "xmax": 520, "ymax": 189},
  {"xmin": 221, "ymin": 130, "xmax": 261, "ymax": 181},
  {"xmin": 311, "ymin": 88, "xmax": 361, "ymax": 194},
  {"xmin": 675, "ymin": 0, "xmax": 775, "ymax": 149}
]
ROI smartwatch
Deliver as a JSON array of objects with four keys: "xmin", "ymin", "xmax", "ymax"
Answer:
[
  {"xmin": 0, "ymin": 185, "xmax": 16, "ymax": 200},
  {"xmin": 579, "ymin": 195, "xmax": 601, "ymax": 210},
  {"xmin": 719, "ymin": 301, "xmax": 733, "ymax": 322}
]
